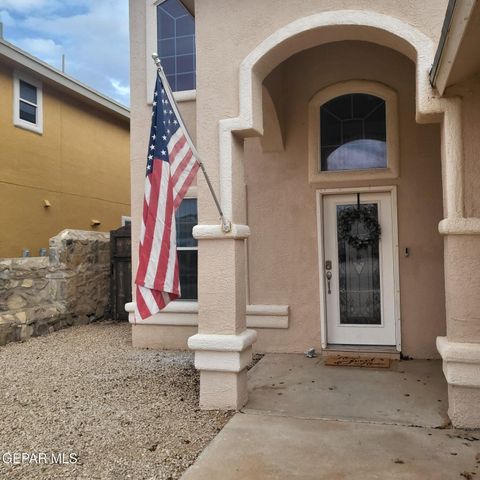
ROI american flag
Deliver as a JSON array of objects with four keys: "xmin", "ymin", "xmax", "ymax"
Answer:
[{"xmin": 135, "ymin": 75, "xmax": 199, "ymax": 320}]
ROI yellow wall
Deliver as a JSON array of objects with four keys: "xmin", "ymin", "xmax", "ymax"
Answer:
[{"xmin": 0, "ymin": 62, "xmax": 130, "ymax": 257}]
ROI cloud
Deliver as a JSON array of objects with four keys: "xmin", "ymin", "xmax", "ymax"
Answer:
[
  {"xmin": 0, "ymin": 0, "xmax": 61, "ymax": 13},
  {"xmin": 110, "ymin": 79, "xmax": 130, "ymax": 99},
  {"xmin": 0, "ymin": 0, "xmax": 130, "ymax": 105},
  {"xmin": 23, "ymin": 1, "xmax": 129, "ymax": 103},
  {"xmin": 23, "ymin": 1, "xmax": 129, "ymax": 41},
  {"xmin": 0, "ymin": 9, "xmax": 15, "ymax": 26},
  {"xmin": 15, "ymin": 37, "xmax": 63, "ymax": 68}
]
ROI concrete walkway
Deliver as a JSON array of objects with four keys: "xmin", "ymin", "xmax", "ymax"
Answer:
[{"xmin": 181, "ymin": 354, "xmax": 480, "ymax": 480}]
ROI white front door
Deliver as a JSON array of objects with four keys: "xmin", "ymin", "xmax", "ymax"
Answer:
[{"xmin": 323, "ymin": 192, "xmax": 397, "ymax": 346}]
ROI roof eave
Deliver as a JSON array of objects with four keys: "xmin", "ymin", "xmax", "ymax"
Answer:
[
  {"xmin": 0, "ymin": 39, "xmax": 130, "ymax": 122},
  {"xmin": 429, "ymin": 0, "xmax": 477, "ymax": 95}
]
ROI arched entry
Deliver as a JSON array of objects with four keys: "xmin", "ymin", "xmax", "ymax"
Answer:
[{"xmin": 189, "ymin": 10, "xmax": 466, "ymax": 420}]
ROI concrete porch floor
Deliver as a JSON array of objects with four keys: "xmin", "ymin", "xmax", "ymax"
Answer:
[
  {"xmin": 244, "ymin": 354, "xmax": 449, "ymax": 427},
  {"xmin": 181, "ymin": 354, "xmax": 480, "ymax": 480}
]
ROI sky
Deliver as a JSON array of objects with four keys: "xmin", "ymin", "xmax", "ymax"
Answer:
[{"xmin": 0, "ymin": 0, "xmax": 130, "ymax": 106}]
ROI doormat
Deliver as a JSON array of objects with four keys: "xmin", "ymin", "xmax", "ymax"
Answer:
[{"xmin": 324, "ymin": 355, "xmax": 390, "ymax": 368}]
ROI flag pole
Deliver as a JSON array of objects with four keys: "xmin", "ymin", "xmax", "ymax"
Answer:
[{"xmin": 152, "ymin": 53, "xmax": 232, "ymax": 233}]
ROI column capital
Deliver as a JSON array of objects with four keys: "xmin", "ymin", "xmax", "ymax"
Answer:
[
  {"xmin": 188, "ymin": 329, "xmax": 257, "ymax": 352},
  {"xmin": 193, "ymin": 223, "xmax": 250, "ymax": 240},
  {"xmin": 439, "ymin": 217, "xmax": 480, "ymax": 235}
]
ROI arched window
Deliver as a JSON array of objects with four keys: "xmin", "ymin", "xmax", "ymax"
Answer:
[
  {"xmin": 157, "ymin": 0, "xmax": 195, "ymax": 92},
  {"xmin": 320, "ymin": 93, "xmax": 386, "ymax": 171},
  {"xmin": 308, "ymin": 81, "xmax": 399, "ymax": 183}
]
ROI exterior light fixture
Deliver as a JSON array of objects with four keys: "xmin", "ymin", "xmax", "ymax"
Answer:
[{"xmin": 91, "ymin": 219, "xmax": 101, "ymax": 227}]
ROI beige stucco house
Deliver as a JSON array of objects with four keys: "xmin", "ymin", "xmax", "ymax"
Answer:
[{"xmin": 128, "ymin": 0, "xmax": 480, "ymax": 428}]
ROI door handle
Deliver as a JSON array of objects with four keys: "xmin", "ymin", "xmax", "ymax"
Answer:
[
  {"xmin": 326, "ymin": 270, "xmax": 332, "ymax": 294},
  {"xmin": 325, "ymin": 260, "xmax": 332, "ymax": 295}
]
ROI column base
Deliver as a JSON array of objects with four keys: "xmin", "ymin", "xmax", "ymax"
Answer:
[
  {"xmin": 448, "ymin": 385, "xmax": 480, "ymax": 428},
  {"xmin": 199, "ymin": 370, "xmax": 248, "ymax": 410},
  {"xmin": 188, "ymin": 330, "xmax": 257, "ymax": 410},
  {"xmin": 437, "ymin": 336, "xmax": 480, "ymax": 428}
]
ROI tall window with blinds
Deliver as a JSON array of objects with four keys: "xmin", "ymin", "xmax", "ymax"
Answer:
[
  {"xmin": 19, "ymin": 80, "xmax": 38, "ymax": 124},
  {"xmin": 13, "ymin": 71, "xmax": 43, "ymax": 134}
]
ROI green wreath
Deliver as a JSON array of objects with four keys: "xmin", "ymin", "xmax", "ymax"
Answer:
[{"xmin": 337, "ymin": 205, "xmax": 381, "ymax": 249}]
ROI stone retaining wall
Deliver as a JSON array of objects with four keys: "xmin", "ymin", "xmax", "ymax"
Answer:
[{"xmin": 0, "ymin": 230, "xmax": 110, "ymax": 346}]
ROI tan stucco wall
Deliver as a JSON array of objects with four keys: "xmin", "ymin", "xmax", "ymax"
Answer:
[
  {"xmin": 443, "ymin": 235, "xmax": 480, "ymax": 343},
  {"xmin": 193, "ymin": 0, "xmax": 447, "ymax": 224},
  {"xmin": 244, "ymin": 41, "xmax": 444, "ymax": 358},
  {"xmin": 132, "ymin": 324, "xmax": 196, "ymax": 350},
  {"xmin": 129, "ymin": 1, "xmax": 448, "ymax": 358},
  {"xmin": 0, "ymin": 62, "xmax": 130, "ymax": 257},
  {"xmin": 441, "ymin": 75, "xmax": 480, "ymax": 344},
  {"xmin": 129, "ymin": 0, "xmax": 196, "ymax": 284},
  {"xmin": 127, "ymin": 0, "xmax": 480, "ymax": 425}
]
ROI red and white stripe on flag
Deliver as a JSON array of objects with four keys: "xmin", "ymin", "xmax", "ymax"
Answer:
[{"xmin": 134, "ymin": 76, "xmax": 199, "ymax": 321}]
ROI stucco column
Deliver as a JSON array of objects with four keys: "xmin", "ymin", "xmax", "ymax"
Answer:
[
  {"xmin": 437, "ymin": 231, "xmax": 480, "ymax": 428},
  {"xmin": 188, "ymin": 130, "xmax": 256, "ymax": 409},
  {"xmin": 188, "ymin": 226, "xmax": 255, "ymax": 409},
  {"xmin": 427, "ymin": 88, "xmax": 480, "ymax": 428},
  {"xmin": 434, "ymin": 92, "xmax": 480, "ymax": 428}
]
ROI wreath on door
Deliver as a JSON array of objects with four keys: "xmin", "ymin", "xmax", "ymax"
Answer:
[{"xmin": 337, "ymin": 204, "xmax": 381, "ymax": 249}]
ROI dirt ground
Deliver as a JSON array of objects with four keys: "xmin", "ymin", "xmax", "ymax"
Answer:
[{"xmin": 0, "ymin": 321, "xmax": 233, "ymax": 479}]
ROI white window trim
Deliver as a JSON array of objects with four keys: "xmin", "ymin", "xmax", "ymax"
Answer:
[
  {"xmin": 145, "ymin": 0, "xmax": 197, "ymax": 104},
  {"xmin": 175, "ymin": 187, "xmax": 198, "ymax": 299},
  {"xmin": 13, "ymin": 70, "xmax": 43, "ymax": 134},
  {"xmin": 308, "ymin": 80, "xmax": 399, "ymax": 184}
]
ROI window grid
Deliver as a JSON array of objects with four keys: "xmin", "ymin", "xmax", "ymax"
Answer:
[
  {"xmin": 13, "ymin": 71, "xmax": 43, "ymax": 134},
  {"xmin": 320, "ymin": 93, "xmax": 386, "ymax": 172},
  {"xmin": 157, "ymin": 0, "xmax": 196, "ymax": 92},
  {"xmin": 19, "ymin": 80, "xmax": 38, "ymax": 124}
]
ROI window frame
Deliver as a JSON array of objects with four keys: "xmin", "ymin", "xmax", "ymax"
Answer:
[
  {"xmin": 145, "ymin": 0, "xmax": 196, "ymax": 104},
  {"xmin": 175, "ymin": 186, "xmax": 197, "ymax": 301},
  {"xmin": 308, "ymin": 80, "xmax": 399, "ymax": 184},
  {"xmin": 13, "ymin": 70, "xmax": 43, "ymax": 134}
]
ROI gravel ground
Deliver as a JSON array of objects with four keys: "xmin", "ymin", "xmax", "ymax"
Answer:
[{"xmin": 0, "ymin": 321, "xmax": 233, "ymax": 479}]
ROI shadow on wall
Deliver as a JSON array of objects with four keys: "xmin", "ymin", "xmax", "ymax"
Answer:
[{"xmin": 0, "ymin": 230, "xmax": 110, "ymax": 346}]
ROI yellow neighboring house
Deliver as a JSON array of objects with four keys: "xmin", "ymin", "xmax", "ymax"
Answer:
[{"xmin": 0, "ymin": 38, "xmax": 130, "ymax": 258}]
